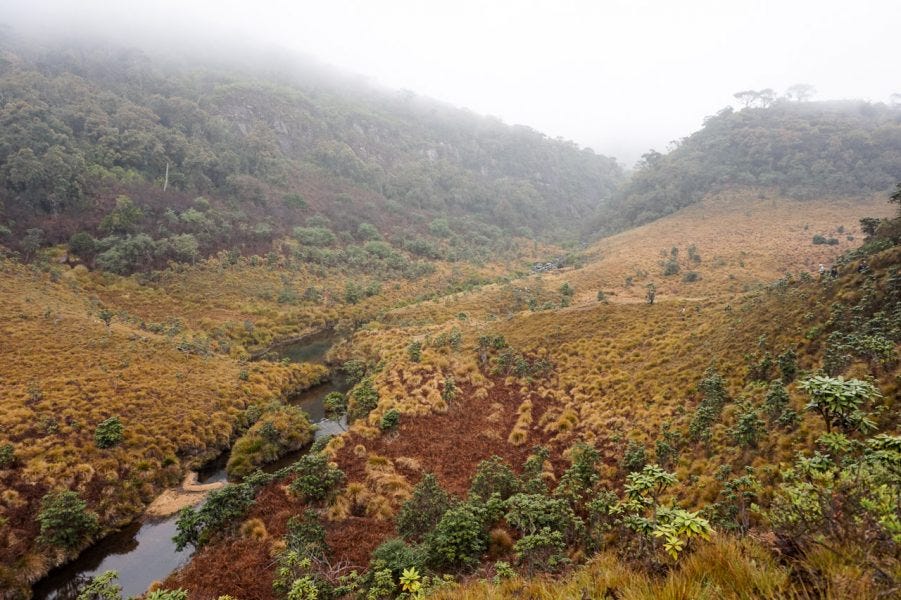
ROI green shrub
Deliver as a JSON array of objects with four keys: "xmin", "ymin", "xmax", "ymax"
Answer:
[
  {"xmin": 663, "ymin": 258, "xmax": 680, "ymax": 276},
  {"xmin": 370, "ymin": 537, "xmax": 428, "ymax": 578},
  {"xmin": 283, "ymin": 193, "xmax": 307, "ymax": 209},
  {"xmin": 407, "ymin": 340, "xmax": 422, "ymax": 362},
  {"xmin": 777, "ymin": 348, "xmax": 797, "ymax": 382},
  {"xmin": 341, "ymin": 359, "xmax": 368, "ymax": 384},
  {"xmin": 76, "ymin": 570, "xmax": 121, "ymax": 600},
  {"xmin": 380, "ymin": 409, "xmax": 400, "ymax": 431},
  {"xmin": 762, "ymin": 381, "xmax": 789, "ymax": 422},
  {"xmin": 93, "ymin": 416, "xmax": 123, "ymax": 449},
  {"xmin": 682, "ymin": 271, "xmax": 700, "ymax": 282},
  {"xmin": 37, "ymin": 490, "xmax": 99, "ymax": 548},
  {"xmin": 687, "ymin": 244, "xmax": 701, "ymax": 263},
  {"xmin": 812, "ymin": 234, "xmax": 839, "ymax": 245},
  {"xmin": 442, "ymin": 376, "xmax": 457, "ymax": 403},
  {"xmin": 504, "ymin": 494, "xmax": 582, "ymax": 543},
  {"xmin": 513, "ymin": 527, "xmax": 568, "ymax": 574},
  {"xmin": 556, "ymin": 443, "xmax": 601, "ymax": 503},
  {"xmin": 427, "ymin": 502, "xmax": 488, "ymax": 568},
  {"xmin": 348, "ymin": 377, "xmax": 379, "ymax": 420},
  {"xmin": 469, "ymin": 456, "xmax": 520, "ymax": 501},
  {"xmin": 287, "ymin": 452, "xmax": 345, "ymax": 503},
  {"xmin": 520, "ymin": 446, "xmax": 551, "ymax": 494},
  {"xmin": 344, "ymin": 281, "xmax": 363, "ymax": 304},
  {"xmin": 174, "ymin": 478, "xmax": 265, "ymax": 550},
  {"xmin": 69, "ymin": 231, "xmax": 97, "ymax": 260},
  {"xmin": 689, "ymin": 366, "xmax": 730, "ymax": 442},
  {"xmin": 323, "ymin": 392, "xmax": 347, "ymax": 419},
  {"xmin": 730, "ymin": 403, "xmax": 765, "ymax": 448},
  {"xmin": 293, "ymin": 226, "xmax": 335, "ymax": 246},
  {"xmin": 0, "ymin": 443, "xmax": 15, "ymax": 468},
  {"xmin": 397, "ymin": 473, "xmax": 453, "ymax": 542},
  {"xmin": 620, "ymin": 440, "xmax": 647, "ymax": 473},
  {"xmin": 285, "ymin": 509, "xmax": 329, "ymax": 558}
]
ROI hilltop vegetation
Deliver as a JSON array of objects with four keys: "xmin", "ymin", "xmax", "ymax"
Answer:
[
  {"xmin": 0, "ymin": 36, "xmax": 621, "ymax": 272},
  {"xmin": 593, "ymin": 100, "xmax": 901, "ymax": 234}
]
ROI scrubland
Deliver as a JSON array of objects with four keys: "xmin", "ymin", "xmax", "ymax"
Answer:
[{"xmin": 160, "ymin": 192, "xmax": 899, "ymax": 599}]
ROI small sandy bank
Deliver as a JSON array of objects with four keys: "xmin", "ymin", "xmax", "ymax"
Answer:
[{"xmin": 145, "ymin": 471, "xmax": 225, "ymax": 518}]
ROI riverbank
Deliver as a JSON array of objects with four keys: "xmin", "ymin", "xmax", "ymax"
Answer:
[{"xmin": 145, "ymin": 472, "xmax": 226, "ymax": 519}]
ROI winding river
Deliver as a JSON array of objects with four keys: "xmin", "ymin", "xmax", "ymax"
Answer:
[{"xmin": 32, "ymin": 332, "xmax": 345, "ymax": 599}]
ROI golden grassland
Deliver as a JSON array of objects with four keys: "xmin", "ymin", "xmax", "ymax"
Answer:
[
  {"xmin": 74, "ymin": 238, "xmax": 549, "ymax": 354},
  {"xmin": 243, "ymin": 192, "xmax": 897, "ymax": 598},
  {"xmin": 306, "ymin": 193, "xmax": 898, "ymax": 490},
  {"xmin": 0, "ymin": 236, "xmax": 543, "ymax": 593},
  {"xmin": 328, "ymin": 193, "xmax": 899, "ymax": 507},
  {"xmin": 435, "ymin": 534, "xmax": 884, "ymax": 600},
  {"xmin": 337, "ymin": 244, "xmax": 898, "ymax": 510},
  {"xmin": 167, "ymin": 234, "xmax": 898, "ymax": 598},
  {"xmin": 3, "ymin": 190, "xmax": 898, "ymax": 597},
  {"xmin": 384, "ymin": 191, "xmax": 895, "ymax": 324},
  {"xmin": 0, "ymin": 258, "xmax": 327, "ymax": 588}
]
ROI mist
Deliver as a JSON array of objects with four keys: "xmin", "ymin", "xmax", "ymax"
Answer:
[{"xmin": 2, "ymin": 0, "xmax": 899, "ymax": 166}]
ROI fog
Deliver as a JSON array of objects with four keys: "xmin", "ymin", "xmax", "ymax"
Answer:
[{"xmin": 3, "ymin": 0, "xmax": 899, "ymax": 166}]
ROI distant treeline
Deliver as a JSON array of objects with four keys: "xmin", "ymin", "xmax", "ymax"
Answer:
[{"xmin": 589, "ymin": 100, "xmax": 901, "ymax": 235}]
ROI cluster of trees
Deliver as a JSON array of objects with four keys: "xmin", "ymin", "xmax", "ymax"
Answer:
[
  {"xmin": 591, "ymin": 100, "xmax": 901, "ymax": 235},
  {"xmin": 0, "ymin": 35, "xmax": 624, "ymax": 270}
]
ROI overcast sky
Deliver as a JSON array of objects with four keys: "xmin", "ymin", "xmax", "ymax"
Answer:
[{"xmin": 5, "ymin": 0, "xmax": 900, "ymax": 165}]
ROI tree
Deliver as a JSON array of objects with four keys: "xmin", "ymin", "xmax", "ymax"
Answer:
[
  {"xmin": 730, "ymin": 402, "xmax": 765, "ymax": 448},
  {"xmin": 100, "ymin": 196, "xmax": 143, "ymax": 234},
  {"xmin": 732, "ymin": 90, "xmax": 758, "ymax": 108},
  {"xmin": 37, "ymin": 490, "xmax": 100, "ymax": 548},
  {"xmin": 859, "ymin": 217, "xmax": 882, "ymax": 238},
  {"xmin": 799, "ymin": 375, "xmax": 881, "ymax": 434},
  {"xmin": 645, "ymin": 283, "xmax": 656, "ymax": 305},
  {"xmin": 785, "ymin": 83, "xmax": 816, "ymax": 102},
  {"xmin": 733, "ymin": 89, "xmax": 775, "ymax": 108},
  {"xmin": 21, "ymin": 228, "xmax": 43, "ymax": 261},
  {"xmin": 891, "ymin": 182, "xmax": 901, "ymax": 216}
]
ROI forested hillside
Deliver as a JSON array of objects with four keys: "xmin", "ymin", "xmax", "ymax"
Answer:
[
  {"xmin": 0, "ymin": 35, "xmax": 622, "ymax": 272},
  {"xmin": 590, "ymin": 100, "xmax": 901, "ymax": 235}
]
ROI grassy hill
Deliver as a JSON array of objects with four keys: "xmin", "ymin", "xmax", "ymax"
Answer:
[{"xmin": 160, "ymin": 193, "xmax": 900, "ymax": 600}]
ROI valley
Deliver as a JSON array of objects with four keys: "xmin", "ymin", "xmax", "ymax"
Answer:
[{"xmin": 0, "ymin": 27, "xmax": 898, "ymax": 600}]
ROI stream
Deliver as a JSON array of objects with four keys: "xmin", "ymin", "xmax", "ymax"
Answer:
[{"xmin": 32, "ymin": 331, "xmax": 345, "ymax": 599}]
